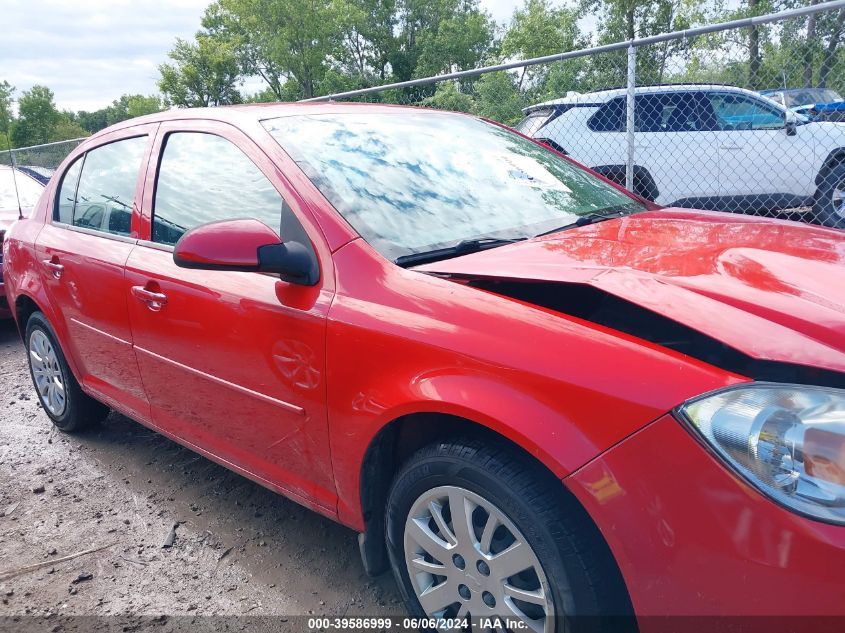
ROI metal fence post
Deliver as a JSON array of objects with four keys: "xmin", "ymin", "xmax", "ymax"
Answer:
[{"xmin": 625, "ymin": 43, "xmax": 636, "ymax": 192}]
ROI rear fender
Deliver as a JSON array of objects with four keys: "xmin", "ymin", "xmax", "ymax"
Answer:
[{"xmin": 5, "ymin": 229, "xmax": 83, "ymax": 382}]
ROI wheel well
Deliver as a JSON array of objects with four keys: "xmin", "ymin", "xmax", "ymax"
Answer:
[
  {"xmin": 357, "ymin": 412, "xmax": 634, "ymax": 615},
  {"xmin": 14, "ymin": 294, "xmax": 41, "ymax": 340},
  {"xmin": 815, "ymin": 150, "xmax": 845, "ymax": 188},
  {"xmin": 591, "ymin": 164, "xmax": 659, "ymax": 202}
]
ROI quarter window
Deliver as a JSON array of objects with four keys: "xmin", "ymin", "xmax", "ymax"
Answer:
[
  {"xmin": 152, "ymin": 133, "xmax": 283, "ymax": 246},
  {"xmin": 66, "ymin": 136, "xmax": 147, "ymax": 236},
  {"xmin": 588, "ymin": 98, "xmax": 625, "ymax": 132}
]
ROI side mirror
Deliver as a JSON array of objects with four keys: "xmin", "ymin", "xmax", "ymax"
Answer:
[
  {"xmin": 785, "ymin": 112, "xmax": 798, "ymax": 136},
  {"xmin": 173, "ymin": 218, "xmax": 319, "ymax": 286}
]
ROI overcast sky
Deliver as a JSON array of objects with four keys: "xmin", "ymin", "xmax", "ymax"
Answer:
[{"xmin": 0, "ymin": 0, "xmax": 548, "ymax": 112}]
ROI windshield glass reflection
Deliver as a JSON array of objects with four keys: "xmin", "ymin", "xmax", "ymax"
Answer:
[{"xmin": 264, "ymin": 112, "xmax": 643, "ymax": 260}]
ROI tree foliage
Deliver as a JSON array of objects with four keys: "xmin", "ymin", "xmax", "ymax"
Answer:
[
  {"xmin": 10, "ymin": 86, "xmax": 62, "ymax": 147},
  {"xmin": 158, "ymin": 36, "xmax": 243, "ymax": 106},
  {"xmin": 5, "ymin": 0, "xmax": 845, "ymax": 151}
]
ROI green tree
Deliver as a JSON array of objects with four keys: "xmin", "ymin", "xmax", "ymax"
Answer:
[
  {"xmin": 108, "ymin": 94, "xmax": 163, "ymax": 124},
  {"xmin": 203, "ymin": 0, "xmax": 343, "ymax": 100},
  {"xmin": 0, "ymin": 81, "xmax": 15, "ymax": 151},
  {"xmin": 579, "ymin": 0, "xmax": 719, "ymax": 87},
  {"xmin": 48, "ymin": 115, "xmax": 88, "ymax": 143},
  {"xmin": 390, "ymin": 0, "xmax": 494, "ymax": 85},
  {"xmin": 159, "ymin": 36, "xmax": 243, "ymax": 107},
  {"xmin": 421, "ymin": 80, "xmax": 474, "ymax": 111},
  {"xmin": 76, "ymin": 109, "xmax": 109, "ymax": 134},
  {"xmin": 335, "ymin": 0, "xmax": 397, "ymax": 83},
  {"xmin": 502, "ymin": 0, "xmax": 583, "ymax": 90},
  {"xmin": 414, "ymin": 1, "xmax": 496, "ymax": 77},
  {"xmin": 472, "ymin": 71, "xmax": 525, "ymax": 125},
  {"xmin": 76, "ymin": 94, "xmax": 163, "ymax": 134},
  {"xmin": 10, "ymin": 85, "xmax": 61, "ymax": 147}
]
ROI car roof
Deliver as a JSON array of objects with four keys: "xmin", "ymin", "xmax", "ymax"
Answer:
[
  {"xmin": 525, "ymin": 84, "xmax": 755, "ymax": 111},
  {"xmin": 101, "ymin": 101, "xmax": 457, "ymax": 136}
]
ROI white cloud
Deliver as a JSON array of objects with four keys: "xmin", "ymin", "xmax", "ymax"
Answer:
[
  {"xmin": 1, "ymin": 0, "xmax": 208, "ymax": 111},
  {"xmin": 0, "ymin": 0, "xmax": 539, "ymax": 112}
]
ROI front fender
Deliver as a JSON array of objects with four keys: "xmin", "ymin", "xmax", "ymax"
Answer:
[
  {"xmin": 371, "ymin": 371, "xmax": 599, "ymax": 479},
  {"xmin": 326, "ymin": 240, "xmax": 743, "ymax": 530}
]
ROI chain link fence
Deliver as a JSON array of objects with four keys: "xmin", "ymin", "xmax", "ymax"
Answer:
[
  {"xmin": 1, "ymin": 138, "xmax": 86, "ymax": 186},
  {"xmin": 5, "ymin": 3, "xmax": 845, "ymax": 229},
  {"xmin": 305, "ymin": 0, "xmax": 845, "ymax": 229}
]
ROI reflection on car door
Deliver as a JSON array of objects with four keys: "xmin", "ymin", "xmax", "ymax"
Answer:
[
  {"xmin": 125, "ymin": 123, "xmax": 336, "ymax": 512},
  {"xmin": 35, "ymin": 130, "xmax": 153, "ymax": 420},
  {"xmin": 706, "ymin": 92, "xmax": 817, "ymax": 209}
]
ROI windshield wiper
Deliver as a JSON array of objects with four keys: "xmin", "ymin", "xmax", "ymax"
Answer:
[
  {"xmin": 396, "ymin": 237, "xmax": 526, "ymax": 267},
  {"xmin": 535, "ymin": 206, "xmax": 632, "ymax": 237}
]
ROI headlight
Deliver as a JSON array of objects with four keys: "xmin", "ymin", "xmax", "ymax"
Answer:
[{"xmin": 676, "ymin": 383, "xmax": 845, "ymax": 525}]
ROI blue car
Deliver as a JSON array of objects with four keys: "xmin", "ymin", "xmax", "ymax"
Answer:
[{"xmin": 760, "ymin": 88, "xmax": 845, "ymax": 122}]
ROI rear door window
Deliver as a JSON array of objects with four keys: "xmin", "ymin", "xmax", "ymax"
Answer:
[
  {"xmin": 152, "ymin": 132, "xmax": 284, "ymax": 246},
  {"xmin": 65, "ymin": 136, "xmax": 147, "ymax": 236},
  {"xmin": 634, "ymin": 93, "xmax": 706, "ymax": 133}
]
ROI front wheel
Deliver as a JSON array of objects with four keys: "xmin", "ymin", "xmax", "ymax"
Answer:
[
  {"xmin": 813, "ymin": 163, "xmax": 845, "ymax": 228},
  {"xmin": 385, "ymin": 438, "xmax": 633, "ymax": 632}
]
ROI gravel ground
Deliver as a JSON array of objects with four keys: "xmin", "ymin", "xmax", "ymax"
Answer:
[{"xmin": 0, "ymin": 318, "xmax": 401, "ymax": 631}]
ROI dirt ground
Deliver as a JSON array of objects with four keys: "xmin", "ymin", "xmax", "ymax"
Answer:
[{"xmin": 0, "ymin": 318, "xmax": 401, "ymax": 631}]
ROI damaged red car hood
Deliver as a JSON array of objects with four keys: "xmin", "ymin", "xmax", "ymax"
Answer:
[{"xmin": 416, "ymin": 208, "xmax": 845, "ymax": 373}]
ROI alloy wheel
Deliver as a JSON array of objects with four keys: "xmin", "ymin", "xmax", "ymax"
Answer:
[
  {"xmin": 831, "ymin": 181, "xmax": 845, "ymax": 220},
  {"xmin": 403, "ymin": 485, "xmax": 555, "ymax": 632},
  {"xmin": 29, "ymin": 329, "xmax": 67, "ymax": 416}
]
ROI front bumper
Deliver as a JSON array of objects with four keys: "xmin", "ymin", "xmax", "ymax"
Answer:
[{"xmin": 566, "ymin": 413, "xmax": 845, "ymax": 621}]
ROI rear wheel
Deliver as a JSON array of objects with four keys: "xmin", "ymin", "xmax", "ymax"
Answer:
[
  {"xmin": 813, "ymin": 162, "xmax": 845, "ymax": 228},
  {"xmin": 385, "ymin": 438, "xmax": 634, "ymax": 632},
  {"xmin": 25, "ymin": 311, "xmax": 109, "ymax": 432}
]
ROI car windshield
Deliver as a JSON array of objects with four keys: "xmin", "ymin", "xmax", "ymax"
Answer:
[
  {"xmin": 783, "ymin": 89, "xmax": 842, "ymax": 107},
  {"xmin": 0, "ymin": 168, "xmax": 44, "ymax": 209},
  {"xmin": 264, "ymin": 111, "xmax": 643, "ymax": 261}
]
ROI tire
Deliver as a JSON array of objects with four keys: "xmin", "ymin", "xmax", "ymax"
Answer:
[
  {"xmin": 813, "ymin": 162, "xmax": 845, "ymax": 228},
  {"xmin": 385, "ymin": 438, "xmax": 634, "ymax": 633},
  {"xmin": 25, "ymin": 311, "xmax": 109, "ymax": 432},
  {"xmin": 594, "ymin": 166, "xmax": 656, "ymax": 202}
]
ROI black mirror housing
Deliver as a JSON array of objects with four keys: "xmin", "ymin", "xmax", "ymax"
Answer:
[{"xmin": 258, "ymin": 241, "xmax": 320, "ymax": 286}]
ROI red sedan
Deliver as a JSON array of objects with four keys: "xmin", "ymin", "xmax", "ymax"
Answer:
[{"xmin": 3, "ymin": 104, "xmax": 844, "ymax": 631}]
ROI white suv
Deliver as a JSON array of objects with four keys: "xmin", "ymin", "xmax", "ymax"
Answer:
[{"xmin": 517, "ymin": 84, "xmax": 845, "ymax": 227}]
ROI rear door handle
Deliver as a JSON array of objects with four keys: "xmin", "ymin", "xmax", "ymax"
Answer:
[
  {"xmin": 42, "ymin": 259, "xmax": 64, "ymax": 279},
  {"xmin": 720, "ymin": 144, "xmax": 743, "ymax": 150},
  {"xmin": 131, "ymin": 286, "xmax": 168, "ymax": 311}
]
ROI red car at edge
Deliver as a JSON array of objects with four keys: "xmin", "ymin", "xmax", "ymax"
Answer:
[{"xmin": 3, "ymin": 103, "xmax": 844, "ymax": 631}]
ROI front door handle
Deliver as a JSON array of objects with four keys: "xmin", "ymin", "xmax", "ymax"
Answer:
[
  {"xmin": 42, "ymin": 259, "xmax": 64, "ymax": 279},
  {"xmin": 720, "ymin": 144, "xmax": 743, "ymax": 150},
  {"xmin": 131, "ymin": 286, "xmax": 168, "ymax": 311}
]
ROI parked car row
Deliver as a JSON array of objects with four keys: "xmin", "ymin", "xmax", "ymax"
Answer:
[
  {"xmin": 760, "ymin": 87, "xmax": 845, "ymax": 122},
  {"xmin": 518, "ymin": 83, "xmax": 845, "ymax": 227},
  {"xmin": 3, "ymin": 104, "xmax": 844, "ymax": 629},
  {"xmin": 0, "ymin": 165, "xmax": 45, "ymax": 319}
]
